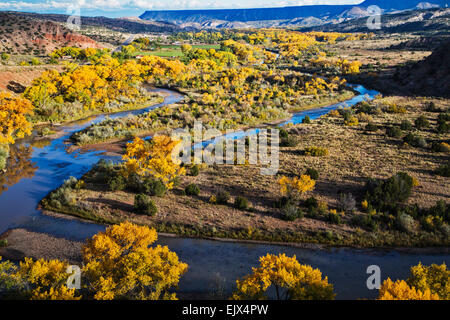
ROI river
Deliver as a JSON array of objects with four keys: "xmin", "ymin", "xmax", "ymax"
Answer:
[{"xmin": 0, "ymin": 85, "xmax": 447, "ymax": 299}]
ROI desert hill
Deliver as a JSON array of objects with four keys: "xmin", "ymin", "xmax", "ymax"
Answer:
[
  {"xmin": 0, "ymin": 12, "xmax": 99, "ymax": 54},
  {"xmin": 139, "ymin": 0, "xmax": 450, "ymax": 28},
  {"xmin": 393, "ymin": 40, "xmax": 450, "ymax": 97}
]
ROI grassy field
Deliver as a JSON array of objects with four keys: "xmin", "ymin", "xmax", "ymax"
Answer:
[{"xmin": 134, "ymin": 44, "xmax": 221, "ymax": 58}]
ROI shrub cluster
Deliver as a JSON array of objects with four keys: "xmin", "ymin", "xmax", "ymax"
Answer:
[
  {"xmin": 93, "ymin": 160, "xmax": 167, "ymax": 197},
  {"xmin": 234, "ymin": 196, "xmax": 249, "ymax": 210},
  {"xmin": 305, "ymin": 168, "xmax": 319, "ymax": 180},
  {"xmin": 304, "ymin": 146, "xmax": 329, "ymax": 157},
  {"xmin": 365, "ymin": 122, "xmax": 378, "ymax": 132},
  {"xmin": 400, "ymin": 120, "xmax": 412, "ymax": 131},
  {"xmin": 414, "ymin": 116, "xmax": 430, "ymax": 130},
  {"xmin": 216, "ymin": 191, "xmax": 230, "ymax": 205},
  {"xmin": 386, "ymin": 126, "xmax": 402, "ymax": 138},
  {"xmin": 435, "ymin": 161, "xmax": 450, "ymax": 177},
  {"xmin": 185, "ymin": 183, "xmax": 200, "ymax": 196},
  {"xmin": 437, "ymin": 113, "xmax": 449, "ymax": 134},
  {"xmin": 188, "ymin": 164, "xmax": 200, "ymax": 176},
  {"xmin": 279, "ymin": 129, "xmax": 298, "ymax": 147},
  {"xmin": 403, "ymin": 133, "xmax": 427, "ymax": 148},
  {"xmin": 364, "ymin": 172, "xmax": 414, "ymax": 213},
  {"xmin": 281, "ymin": 204, "xmax": 304, "ymax": 221},
  {"xmin": 134, "ymin": 194, "xmax": 157, "ymax": 216}
]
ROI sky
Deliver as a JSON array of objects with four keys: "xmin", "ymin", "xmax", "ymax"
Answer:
[{"xmin": 0, "ymin": 0, "xmax": 365, "ymax": 17}]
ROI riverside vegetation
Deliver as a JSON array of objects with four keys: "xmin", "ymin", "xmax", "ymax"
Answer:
[
  {"xmin": 0, "ymin": 24, "xmax": 448, "ymax": 301},
  {"xmin": 0, "ymin": 222, "xmax": 448, "ymax": 300},
  {"xmin": 32, "ymin": 30, "xmax": 449, "ymax": 248},
  {"xmin": 41, "ymin": 94, "xmax": 449, "ymax": 247}
]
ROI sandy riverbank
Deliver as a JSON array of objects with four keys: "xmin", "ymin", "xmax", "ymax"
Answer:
[{"xmin": 0, "ymin": 228, "xmax": 83, "ymax": 264}]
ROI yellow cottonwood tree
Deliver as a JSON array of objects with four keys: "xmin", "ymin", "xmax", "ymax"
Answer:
[
  {"xmin": 407, "ymin": 263, "xmax": 449, "ymax": 300},
  {"xmin": 378, "ymin": 278, "xmax": 439, "ymax": 300},
  {"xmin": 82, "ymin": 222, "xmax": 188, "ymax": 300},
  {"xmin": 15, "ymin": 257, "xmax": 81, "ymax": 300},
  {"xmin": 0, "ymin": 92, "xmax": 34, "ymax": 145},
  {"xmin": 232, "ymin": 253, "xmax": 334, "ymax": 300},
  {"xmin": 123, "ymin": 136, "xmax": 186, "ymax": 190},
  {"xmin": 278, "ymin": 175, "xmax": 316, "ymax": 199}
]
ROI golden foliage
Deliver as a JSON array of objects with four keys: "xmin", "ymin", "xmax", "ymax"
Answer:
[
  {"xmin": 278, "ymin": 175, "xmax": 316, "ymax": 199},
  {"xmin": 16, "ymin": 257, "xmax": 81, "ymax": 300},
  {"xmin": 82, "ymin": 222, "xmax": 188, "ymax": 300},
  {"xmin": 123, "ymin": 136, "xmax": 186, "ymax": 189},
  {"xmin": 232, "ymin": 253, "xmax": 335, "ymax": 300},
  {"xmin": 0, "ymin": 92, "xmax": 34, "ymax": 144},
  {"xmin": 407, "ymin": 263, "xmax": 449, "ymax": 300},
  {"xmin": 378, "ymin": 278, "xmax": 439, "ymax": 300}
]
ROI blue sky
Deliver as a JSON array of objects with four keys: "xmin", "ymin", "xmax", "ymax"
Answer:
[{"xmin": 0, "ymin": 0, "xmax": 364, "ymax": 17}]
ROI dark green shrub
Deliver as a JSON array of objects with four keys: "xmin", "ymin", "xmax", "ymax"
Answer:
[
  {"xmin": 275, "ymin": 196, "xmax": 293, "ymax": 209},
  {"xmin": 414, "ymin": 115, "xmax": 430, "ymax": 129},
  {"xmin": 438, "ymin": 113, "xmax": 450, "ymax": 122},
  {"xmin": 385, "ymin": 126, "xmax": 402, "ymax": 138},
  {"xmin": 435, "ymin": 161, "xmax": 450, "ymax": 177},
  {"xmin": 93, "ymin": 160, "xmax": 116, "ymax": 183},
  {"xmin": 108, "ymin": 175, "xmax": 126, "ymax": 191},
  {"xmin": 188, "ymin": 164, "xmax": 200, "ymax": 176},
  {"xmin": 216, "ymin": 191, "xmax": 230, "ymax": 204},
  {"xmin": 426, "ymin": 200, "xmax": 449, "ymax": 222},
  {"xmin": 279, "ymin": 128, "xmax": 299, "ymax": 147},
  {"xmin": 365, "ymin": 122, "xmax": 378, "ymax": 132},
  {"xmin": 302, "ymin": 115, "xmax": 311, "ymax": 124},
  {"xmin": 355, "ymin": 101, "xmax": 376, "ymax": 114},
  {"xmin": 303, "ymin": 197, "xmax": 318, "ymax": 209},
  {"xmin": 281, "ymin": 204, "xmax": 304, "ymax": 221},
  {"xmin": 327, "ymin": 212, "xmax": 341, "ymax": 224},
  {"xmin": 403, "ymin": 133, "xmax": 427, "ymax": 148},
  {"xmin": 185, "ymin": 183, "xmax": 200, "ymax": 196},
  {"xmin": 126, "ymin": 173, "xmax": 144, "ymax": 193},
  {"xmin": 143, "ymin": 179, "xmax": 166, "ymax": 197},
  {"xmin": 134, "ymin": 194, "xmax": 157, "ymax": 216},
  {"xmin": 0, "ymin": 239, "xmax": 7, "ymax": 247},
  {"xmin": 437, "ymin": 113, "xmax": 449, "ymax": 133},
  {"xmin": 339, "ymin": 109, "xmax": 352, "ymax": 121},
  {"xmin": 437, "ymin": 121, "xmax": 449, "ymax": 134},
  {"xmin": 351, "ymin": 214, "xmax": 378, "ymax": 231},
  {"xmin": 305, "ymin": 168, "xmax": 319, "ymax": 180},
  {"xmin": 234, "ymin": 196, "xmax": 249, "ymax": 210},
  {"xmin": 400, "ymin": 120, "xmax": 412, "ymax": 131},
  {"xmin": 279, "ymin": 128, "xmax": 289, "ymax": 139},
  {"xmin": 280, "ymin": 135, "xmax": 298, "ymax": 147},
  {"xmin": 364, "ymin": 172, "xmax": 414, "ymax": 212}
]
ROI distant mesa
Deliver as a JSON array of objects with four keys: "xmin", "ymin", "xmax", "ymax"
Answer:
[{"xmin": 139, "ymin": 0, "xmax": 450, "ymax": 28}]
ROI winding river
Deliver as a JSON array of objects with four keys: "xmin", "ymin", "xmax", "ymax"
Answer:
[{"xmin": 0, "ymin": 85, "xmax": 448, "ymax": 299}]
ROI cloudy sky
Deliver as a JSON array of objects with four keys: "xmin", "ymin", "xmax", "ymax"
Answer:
[{"xmin": 0, "ymin": 0, "xmax": 364, "ymax": 17}]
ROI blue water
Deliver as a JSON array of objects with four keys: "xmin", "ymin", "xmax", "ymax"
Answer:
[
  {"xmin": 0, "ymin": 85, "xmax": 447, "ymax": 299},
  {"xmin": 194, "ymin": 84, "xmax": 379, "ymax": 149}
]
